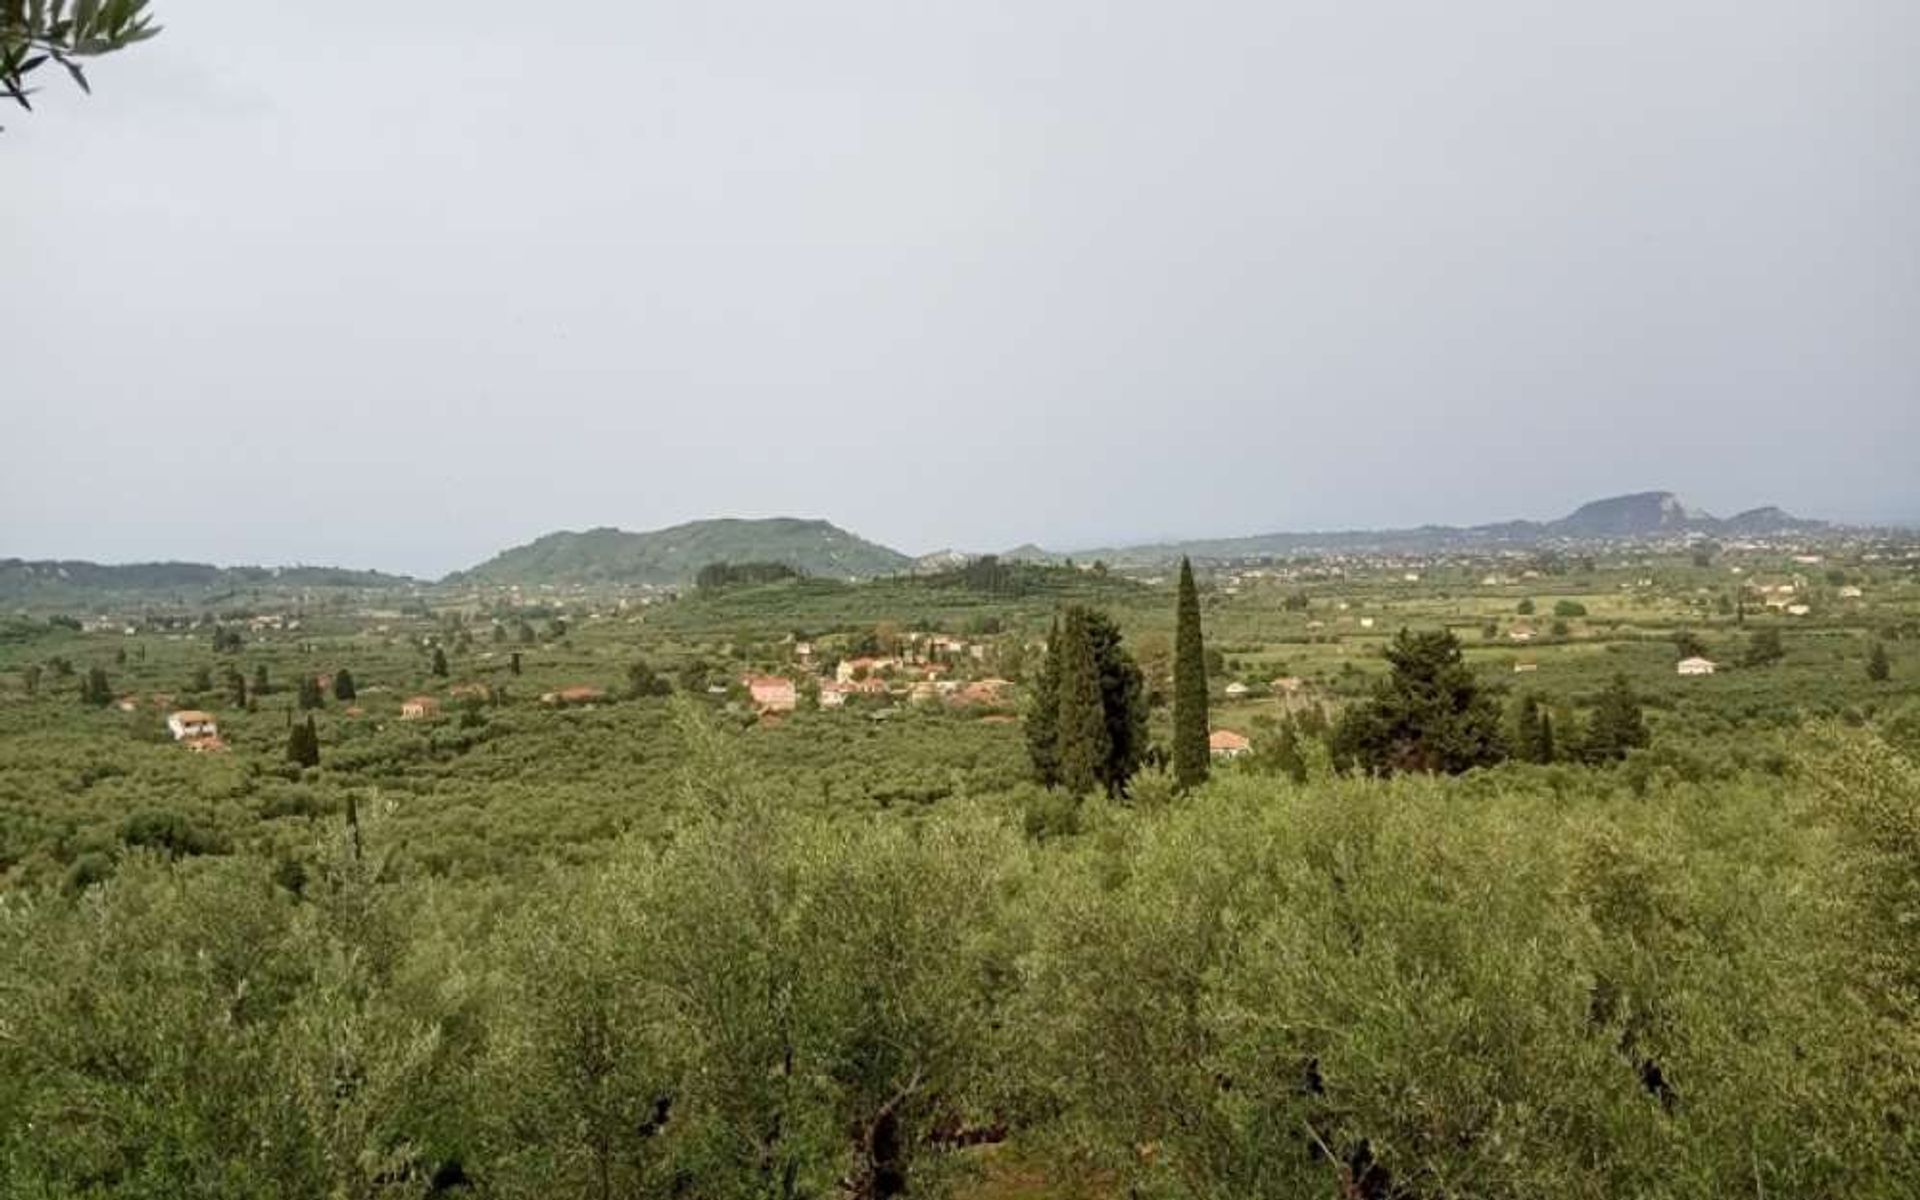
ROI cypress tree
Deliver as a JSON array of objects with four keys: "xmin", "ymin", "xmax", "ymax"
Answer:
[
  {"xmin": 509, "ymin": 651, "xmax": 523, "ymax": 676},
  {"xmin": 1539, "ymin": 709, "xmax": 1556, "ymax": 764},
  {"xmin": 1025, "ymin": 615, "xmax": 1063, "ymax": 786},
  {"xmin": 227, "ymin": 668, "xmax": 248, "ymax": 707},
  {"xmin": 1514, "ymin": 693, "xmax": 1545, "ymax": 763},
  {"xmin": 1867, "ymin": 640, "xmax": 1890, "ymax": 682},
  {"xmin": 286, "ymin": 714, "xmax": 320, "ymax": 768},
  {"xmin": 253, "ymin": 663, "xmax": 270, "ymax": 696},
  {"xmin": 334, "ymin": 668, "xmax": 357, "ymax": 701},
  {"xmin": 1053, "ymin": 607, "xmax": 1109, "ymax": 796},
  {"xmin": 1172, "ymin": 556, "xmax": 1210, "ymax": 788},
  {"xmin": 1084, "ymin": 607, "xmax": 1148, "ymax": 795},
  {"xmin": 431, "ymin": 647, "xmax": 449, "ymax": 678}
]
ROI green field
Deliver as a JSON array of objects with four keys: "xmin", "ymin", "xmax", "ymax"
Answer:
[{"xmin": 2, "ymin": 543, "xmax": 1917, "ymax": 1197}]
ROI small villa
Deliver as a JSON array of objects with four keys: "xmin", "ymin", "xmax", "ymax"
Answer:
[
  {"xmin": 1677, "ymin": 657, "xmax": 1717, "ymax": 677},
  {"xmin": 1208, "ymin": 729, "xmax": 1253, "ymax": 759},
  {"xmin": 400, "ymin": 696, "xmax": 440, "ymax": 720},
  {"xmin": 167, "ymin": 710, "xmax": 218, "ymax": 741},
  {"xmin": 745, "ymin": 674, "xmax": 798, "ymax": 713}
]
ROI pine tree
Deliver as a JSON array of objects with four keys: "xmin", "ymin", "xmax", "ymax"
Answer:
[
  {"xmin": 1331, "ymin": 628, "xmax": 1507, "ymax": 774},
  {"xmin": 1025, "ymin": 615, "xmax": 1063, "ymax": 787},
  {"xmin": 1052, "ymin": 607, "xmax": 1109, "ymax": 796},
  {"xmin": 431, "ymin": 647, "xmax": 449, "ymax": 678},
  {"xmin": 1583, "ymin": 673, "xmax": 1649, "ymax": 763},
  {"xmin": 334, "ymin": 668, "xmax": 357, "ymax": 701},
  {"xmin": 1867, "ymin": 640, "xmax": 1891, "ymax": 682},
  {"xmin": 1172, "ymin": 556, "xmax": 1210, "ymax": 789}
]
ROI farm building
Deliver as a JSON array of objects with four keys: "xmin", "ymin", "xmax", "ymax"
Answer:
[{"xmin": 1677, "ymin": 657, "xmax": 1717, "ymax": 676}]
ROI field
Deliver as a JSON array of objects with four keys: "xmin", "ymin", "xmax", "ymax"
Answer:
[{"xmin": 2, "ymin": 541, "xmax": 1917, "ymax": 1197}]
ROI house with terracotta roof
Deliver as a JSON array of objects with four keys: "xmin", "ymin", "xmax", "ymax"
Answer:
[
  {"xmin": 543, "ymin": 686, "xmax": 608, "ymax": 707},
  {"xmin": 1209, "ymin": 729, "xmax": 1252, "ymax": 759},
  {"xmin": 746, "ymin": 675, "xmax": 797, "ymax": 713}
]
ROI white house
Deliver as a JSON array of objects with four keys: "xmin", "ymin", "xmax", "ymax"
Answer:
[
  {"xmin": 167, "ymin": 710, "xmax": 218, "ymax": 741},
  {"xmin": 1677, "ymin": 657, "xmax": 1717, "ymax": 676},
  {"xmin": 1223, "ymin": 681, "xmax": 1250, "ymax": 699}
]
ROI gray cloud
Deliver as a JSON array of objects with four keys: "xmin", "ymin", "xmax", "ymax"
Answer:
[{"xmin": 4, "ymin": 0, "xmax": 1916, "ymax": 575}]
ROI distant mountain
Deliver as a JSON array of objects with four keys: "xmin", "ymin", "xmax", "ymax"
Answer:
[
  {"xmin": 0, "ymin": 559, "xmax": 411, "ymax": 604},
  {"xmin": 912, "ymin": 549, "xmax": 973, "ymax": 575},
  {"xmin": 450, "ymin": 518, "xmax": 912, "ymax": 585},
  {"xmin": 1546, "ymin": 491, "xmax": 1706, "ymax": 537},
  {"xmin": 998, "ymin": 543, "xmax": 1062, "ymax": 564},
  {"xmin": 1070, "ymin": 492, "xmax": 1830, "ymax": 566}
]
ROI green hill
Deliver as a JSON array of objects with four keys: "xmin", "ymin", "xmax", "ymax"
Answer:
[
  {"xmin": 0, "ymin": 559, "xmax": 411, "ymax": 606},
  {"xmin": 449, "ymin": 518, "xmax": 912, "ymax": 586}
]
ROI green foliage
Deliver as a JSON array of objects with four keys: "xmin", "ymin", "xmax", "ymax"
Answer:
[
  {"xmin": 333, "ymin": 667, "xmax": 357, "ymax": 701},
  {"xmin": 1868, "ymin": 640, "xmax": 1891, "ymax": 682},
  {"xmin": 1172, "ymin": 557, "xmax": 1210, "ymax": 789},
  {"xmin": 695, "ymin": 559, "xmax": 805, "ymax": 591},
  {"xmin": 79, "ymin": 664, "xmax": 112, "ymax": 706},
  {"xmin": 1552, "ymin": 599, "xmax": 1588, "ymax": 618},
  {"xmin": 1512, "ymin": 692, "xmax": 1555, "ymax": 764},
  {"xmin": 1052, "ymin": 607, "xmax": 1110, "ymax": 797},
  {"xmin": 430, "ymin": 646, "xmax": 449, "ymax": 677},
  {"xmin": 1332, "ymin": 628, "xmax": 1507, "ymax": 774},
  {"xmin": 285, "ymin": 714, "xmax": 319, "ymax": 769},
  {"xmin": 1582, "ymin": 673, "xmax": 1650, "ymax": 763},
  {"xmin": 626, "ymin": 657, "xmax": 672, "ymax": 698},
  {"xmin": 1025, "ymin": 616, "xmax": 1062, "ymax": 787},
  {"xmin": 1745, "ymin": 626, "xmax": 1786, "ymax": 667},
  {"xmin": 0, "ymin": 0, "xmax": 161, "ymax": 128}
]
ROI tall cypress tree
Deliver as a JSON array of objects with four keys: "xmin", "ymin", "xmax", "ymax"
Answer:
[
  {"xmin": 1053, "ymin": 607, "xmax": 1109, "ymax": 796},
  {"xmin": 286, "ymin": 714, "xmax": 320, "ymax": 768},
  {"xmin": 1025, "ymin": 615, "xmax": 1063, "ymax": 786},
  {"xmin": 1514, "ymin": 692, "xmax": 1555, "ymax": 764},
  {"xmin": 431, "ymin": 647, "xmax": 449, "ymax": 678},
  {"xmin": 1867, "ymin": 640, "xmax": 1891, "ymax": 682},
  {"xmin": 333, "ymin": 668, "xmax": 357, "ymax": 701},
  {"xmin": 1172, "ymin": 556, "xmax": 1210, "ymax": 788}
]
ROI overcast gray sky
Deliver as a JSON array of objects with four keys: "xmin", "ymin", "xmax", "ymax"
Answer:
[{"xmin": 5, "ymin": 1, "xmax": 1916, "ymax": 576}]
